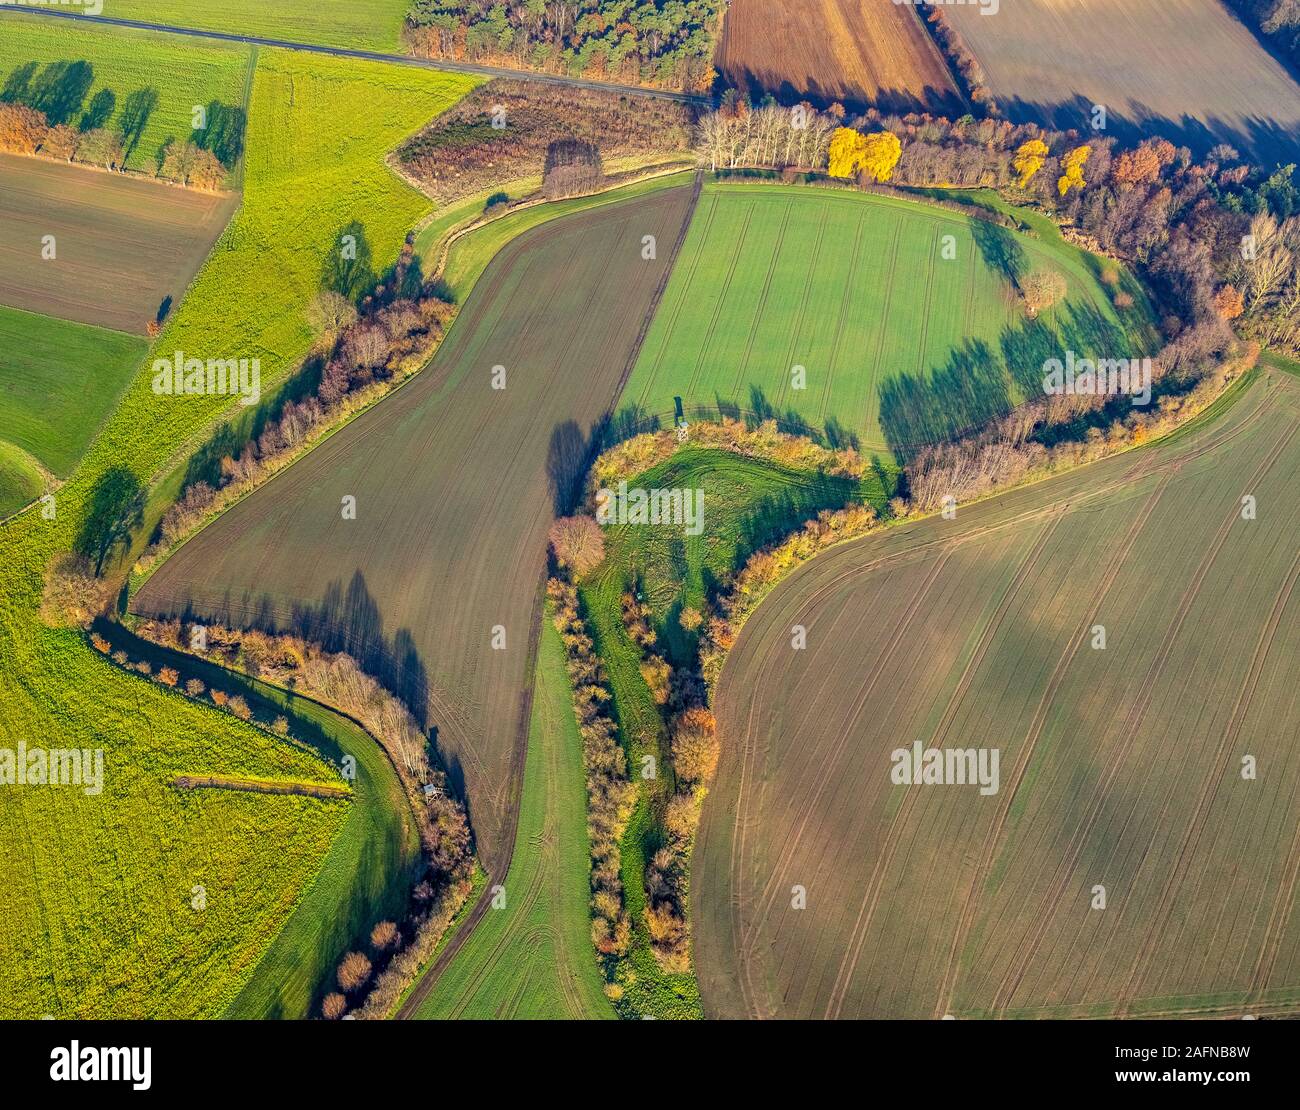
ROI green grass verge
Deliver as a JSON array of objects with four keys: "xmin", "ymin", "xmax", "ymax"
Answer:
[
  {"xmin": 0, "ymin": 305, "xmax": 146, "ymax": 477},
  {"xmin": 578, "ymin": 447, "xmax": 895, "ymax": 1017},
  {"xmin": 412, "ymin": 614, "xmax": 614, "ymax": 1019},
  {"xmin": 624, "ymin": 181, "xmax": 1158, "ymax": 455},
  {"xmin": 0, "ymin": 440, "xmax": 46, "ymax": 519},
  {"xmin": 0, "ymin": 38, "xmax": 475, "ymax": 1018},
  {"xmin": 110, "ymin": 0, "xmax": 411, "ymax": 53},
  {"xmin": 0, "ymin": 14, "xmax": 252, "ymax": 173}
]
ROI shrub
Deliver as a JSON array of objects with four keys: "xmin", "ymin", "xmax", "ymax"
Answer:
[
  {"xmin": 321, "ymin": 992, "xmax": 347, "ymax": 1020},
  {"xmin": 184, "ymin": 678, "xmax": 205, "ymax": 697},
  {"xmin": 226, "ymin": 695, "xmax": 252, "ymax": 721},
  {"xmin": 157, "ymin": 667, "xmax": 179, "ymax": 687}
]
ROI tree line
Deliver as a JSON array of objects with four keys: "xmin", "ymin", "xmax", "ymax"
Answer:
[
  {"xmin": 405, "ymin": 0, "xmax": 723, "ymax": 92},
  {"xmin": 0, "ymin": 59, "xmax": 244, "ymax": 189}
]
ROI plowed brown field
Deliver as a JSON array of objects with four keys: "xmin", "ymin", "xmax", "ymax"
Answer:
[
  {"xmin": 132, "ymin": 184, "xmax": 696, "ymax": 875},
  {"xmin": 0, "ymin": 153, "xmax": 238, "ymax": 334},
  {"xmin": 696, "ymin": 365, "xmax": 1300, "ymax": 1019},
  {"xmin": 716, "ymin": 0, "xmax": 961, "ymax": 112}
]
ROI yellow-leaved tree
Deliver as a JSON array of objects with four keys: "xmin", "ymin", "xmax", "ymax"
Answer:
[
  {"xmin": 828, "ymin": 127, "xmax": 901, "ymax": 182},
  {"xmin": 860, "ymin": 131, "xmax": 902, "ymax": 183},
  {"xmin": 1058, "ymin": 144, "xmax": 1090, "ymax": 196},
  {"xmin": 1012, "ymin": 138, "xmax": 1049, "ymax": 189},
  {"xmin": 828, "ymin": 127, "xmax": 867, "ymax": 178}
]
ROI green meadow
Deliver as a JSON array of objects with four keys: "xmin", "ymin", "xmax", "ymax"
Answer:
[
  {"xmin": 625, "ymin": 182, "xmax": 1156, "ymax": 455},
  {"xmin": 413, "ymin": 616, "xmax": 615, "ymax": 1020}
]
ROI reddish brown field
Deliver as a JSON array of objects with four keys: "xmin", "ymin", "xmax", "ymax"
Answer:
[
  {"xmin": 0, "ymin": 153, "xmax": 237, "ymax": 334},
  {"xmin": 132, "ymin": 185, "xmax": 697, "ymax": 875},
  {"xmin": 716, "ymin": 0, "xmax": 961, "ymax": 112}
]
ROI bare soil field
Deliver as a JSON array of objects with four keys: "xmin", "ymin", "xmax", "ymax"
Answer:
[
  {"xmin": 0, "ymin": 153, "xmax": 238, "ymax": 334},
  {"xmin": 716, "ymin": 0, "xmax": 961, "ymax": 112},
  {"xmin": 132, "ymin": 185, "xmax": 696, "ymax": 875},
  {"xmin": 946, "ymin": 0, "xmax": 1300, "ymax": 167},
  {"xmin": 696, "ymin": 364, "xmax": 1300, "ymax": 1019}
]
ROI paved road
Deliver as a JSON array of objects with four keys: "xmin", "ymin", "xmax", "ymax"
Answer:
[{"xmin": 0, "ymin": 4, "xmax": 714, "ymax": 106}]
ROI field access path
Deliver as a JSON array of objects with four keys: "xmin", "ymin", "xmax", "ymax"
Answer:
[
  {"xmin": 696, "ymin": 366, "xmax": 1300, "ymax": 1019},
  {"xmin": 1, "ymin": 5, "xmax": 712, "ymax": 107}
]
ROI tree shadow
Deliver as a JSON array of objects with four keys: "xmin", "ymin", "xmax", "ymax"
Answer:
[
  {"xmin": 322, "ymin": 220, "xmax": 376, "ymax": 304},
  {"xmin": 78, "ymin": 87, "xmax": 114, "ymax": 133},
  {"xmin": 29, "ymin": 60, "xmax": 94, "ymax": 127},
  {"xmin": 118, "ymin": 87, "xmax": 159, "ymax": 163},
  {"xmin": 191, "ymin": 100, "xmax": 246, "ymax": 168},
  {"xmin": 972, "ymin": 218, "xmax": 1027, "ymax": 289},
  {"xmin": 76, "ymin": 467, "xmax": 144, "ymax": 576}
]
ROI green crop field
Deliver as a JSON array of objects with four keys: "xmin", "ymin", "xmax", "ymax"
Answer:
[
  {"xmin": 696, "ymin": 363, "xmax": 1300, "ymax": 1020},
  {"xmin": 0, "ymin": 33, "xmax": 475, "ymax": 1018},
  {"xmin": 577, "ymin": 446, "xmax": 893, "ymax": 1017},
  {"xmin": 111, "ymin": 0, "xmax": 412, "ymax": 54},
  {"xmin": 413, "ymin": 615, "xmax": 615, "ymax": 1020},
  {"xmin": 0, "ymin": 15, "xmax": 252, "ymax": 174},
  {"xmin": 625, "ymin": 182, "xmax": 1155, "ymax": 455},
  {"xmin": 0, "ymin": 305, "xmax": 145, "ymax": 475}
]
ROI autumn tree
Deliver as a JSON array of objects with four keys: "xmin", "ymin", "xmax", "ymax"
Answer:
[
  {"xmin": 1057, "ymin": 144, "xmax": 1090, "ymax": 196},
  {"xmin": 41, "ymin": 123, "xmax": 78, "ymax": 161},
  {"xmin": 73, "ymin": 127, "xmax": 124, "ymax": 170},
  {"xmin": 1011, "ymin": 138, "xmax": 1048, "ymax": 189},
  {"xmin": 158, "ymin": 140, "xmax": 225, "ymax": 189},
  {"xmin": 548, "ymin": 515, "xmax": 605, "ymax": 577},
  {"xmin": 0, "ymin": 103, "xmax": 48, "ymax": 154},
  {"xmin": 1021, "ymin": 269, "xmax": 1068, "ymax": 315},
  {"xmin": 828, "ymin": 127, "xmax": 901, "ymax": 182},
  {"xmin": 828, "ymin": 126, "xmax": 867, "ymax": 178},
  {"xmin": 1214, "ymin": 284, "xmax": 1245, "ymax": 320},
  {"xmin": 859, "ymin": 131, "xmax": 902, "ymax": 183},
  {"xmin": 306, "ymin": 290, "xmax": 359, "ymax": 341},
  {"xmin": 1112, "ymin": 138, "xmax": 1176, "ymax": 187},
  {"xmin": 370, "ymin": 920, "xmax": 399, "ymax": 951},
  {"xmin": 321, "ymin": 993, "xmax": 347, "ymax": 1020},
  {"xmin": 670, "ymin": 706, "xmax": 720, "ymax": 784},
  {"xmin": 337, "ymin": 951, "xmax": 372, "ymax": 993}
]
